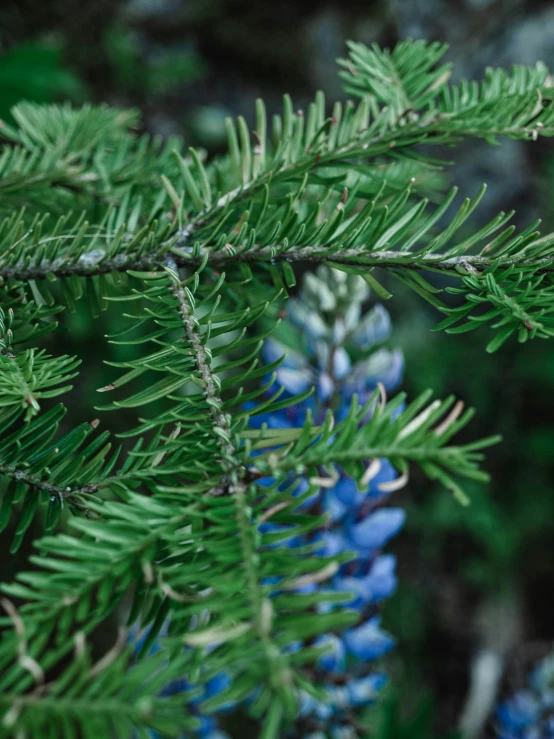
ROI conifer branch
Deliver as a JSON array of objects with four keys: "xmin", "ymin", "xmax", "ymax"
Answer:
[
  {"xmin": 165, "ymin": 264, "xmax": 290, "ymax": 730},
  {"xmin": 2, "ymin": 38, "xmax": 554, "ymax": 737},
  {"xmin": 3, "ymin": 245, "xmax": 554, "ymax": 283},
  {"xmin": 0, "ymin": 464, "xmax": 95, "ymax": 500},
  {"xmin": 166, "ymin": 262, "xmax": 236, "ymax": 464},
  {"xmin": 250, "ymin": 390, "xmax": 499, "ymax": 506}
]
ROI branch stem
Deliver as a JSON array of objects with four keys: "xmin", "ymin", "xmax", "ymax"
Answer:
[{"xmin": 3, "ymin": 246, "xmax": 554, "ymax": 283}]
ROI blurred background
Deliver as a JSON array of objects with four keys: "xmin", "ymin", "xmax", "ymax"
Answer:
[{"xmin": 2, "ymin": 0, "xmax": 554, "ymax": 736}]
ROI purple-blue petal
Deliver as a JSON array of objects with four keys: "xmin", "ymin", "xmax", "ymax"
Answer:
[
  {"xmin": 287, "ymin": 298, "xmax": 328, "ymax": 340},
  {"xmin": 332, "ymin": 575, "xmax": 370, "ymax": 609},
  {"xmin": 317, "ymin": 372, "xmax": 334, "ymax": 402},
  {"xmin": 314, "ymin": 634, "xmax": 346, "ymax": 672},
  {"xmin": 496, "ymin": 691, "xmax": 541, "ymax": 732},
  {"xmin": 333, "ymin": 347, "xmax": 352, "ymax": 380},
  {"xmin": 346, "ymin": 673, "xmax": 388, "ymax": 706},
  {"xmin": 367, "ymin": 459, "xmax": 398, "ymax": 499},
  {"xmin": 298, "ymin": 690, "xmax": 332, "ymax": 720},
  {"xmin": 363, "ymin": 554, "xmax": 398, "ymax": 602},
  {"xmin": 332, "ymin": 478, "xmax": 360, "ymax": 508},
  {"xmin": 343, "ymin": 617, "xmax": 395, "ymax": 661},
  {"xmin": 345, "ymin": 508, "xmax": 405, "ymax": 555},
  {"xmin": 351, "ymin": 304, "xmax": 392, "ymax": 350},
  {"xmin": 324, "ymin": 489, "xmax": 350, "ymax": 522},
  {"xmin": 313, "ymin": 531, "xmax": 347, "ymax": 558},
  {"xmin": 344, "ymin": 349, "xmax": 404, "ymax": 398},
  {"xmin": 275, "ymin": 366, "xmax": 313, "ymax": 396},
  {"xmin": 262, "ymin": 337, "xmax": 307, "ymax": 370}
]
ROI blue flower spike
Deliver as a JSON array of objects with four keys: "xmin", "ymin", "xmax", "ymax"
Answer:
[
  {"xmin": 130, "ymin": 266, "xmax": 405, "ymax": 736},
  {"xmin": 496, "ymin": 653, "xmax": 554, "ymax": 738}
]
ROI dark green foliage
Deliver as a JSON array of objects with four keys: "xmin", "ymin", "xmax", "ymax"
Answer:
[{"xmin": 0, "ymin": 42, "xmax": 86, "ymax": 121}]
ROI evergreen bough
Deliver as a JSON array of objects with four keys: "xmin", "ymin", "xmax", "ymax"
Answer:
[{"xmin": 0, "ymin": 39, "xmax": 553, "ymax": 737}]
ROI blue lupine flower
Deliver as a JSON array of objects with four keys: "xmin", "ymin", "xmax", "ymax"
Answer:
[
  {"xmin": 317, "ymin": 371, "xmax": 335, "ymax": 401},
  {"xmin": 298, "ymin": 690, "xmax": 333, "ymax": 720},
  {"xmin": 129, "ymin": 266, "xmax": 405, "ymax": 736},
  {"xmin": 325, "ymin": 488, "xmax": 351, "ymax": 523},
  {"xmin": 314, "ymin": 530, "xmax": 347, "ymax": 558},
  {"xmin": 330, "ymin": 461, "xmax": 397, "ymax": 508},
  {"xmin": 315, "ymin": 634, "xmax": 346, "ymax": 672},
  {"xmin": 497, "ymin": 692, "xmax": 540, "ymax": 734},
  {"xmin": 249, "ymin": 267, "xmax": 406, "ymax": 732},
  {"xmin": 287, "ymin": 297, "xmax": 329, "ymax": 340},
  {"xmin": 343, "ymin": 348, "xmax": 404, "ymax": 399},
  {"xmin": 315, "ymin": 344, "xmax": 352, "ymax": 380},
  {"xmin": 331, "ymin": 576, "xmax": 371, "ymax": 609},
  {"xmin": 331, "ymin": 478, "xmax": 360, "ymax": 508},
  {"xmin": 496, "ymin": 653, "xmax": 554, "ymax": 738},
  {"xmin": 275, "ymin": 366, "xmax": 313, "ymax": 396},
  {"xmin": 262, "ymin": 338, "xmax": 308, "ymax": 370},
  {"xmin": 351, "ymin": 304, "xmax": 392, "ymax": 349},
  {"xmin": 343, "ymin": 617, "xmax": 396, "ymax": 662},
  {"xmin": 247, "ymin": 267, "xmax": 406, "ymax": 733},
  {"xmin": 344, "ymin": 508, "xmax": 406, "ymax": 556},
  {"xmin": 128, "ymin": 623, "xmax": 233, "ymax": 739},
  {"xmin": 333, "ymin": 554, "xmax": 398, "ymax": 608},
  {"xmin": 347, "ymin": 674, "xmax": 388, "ymax": 706},
  {"xmin": 363, "ymin": 554, "xmax": 398, "ymax": 601}
]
